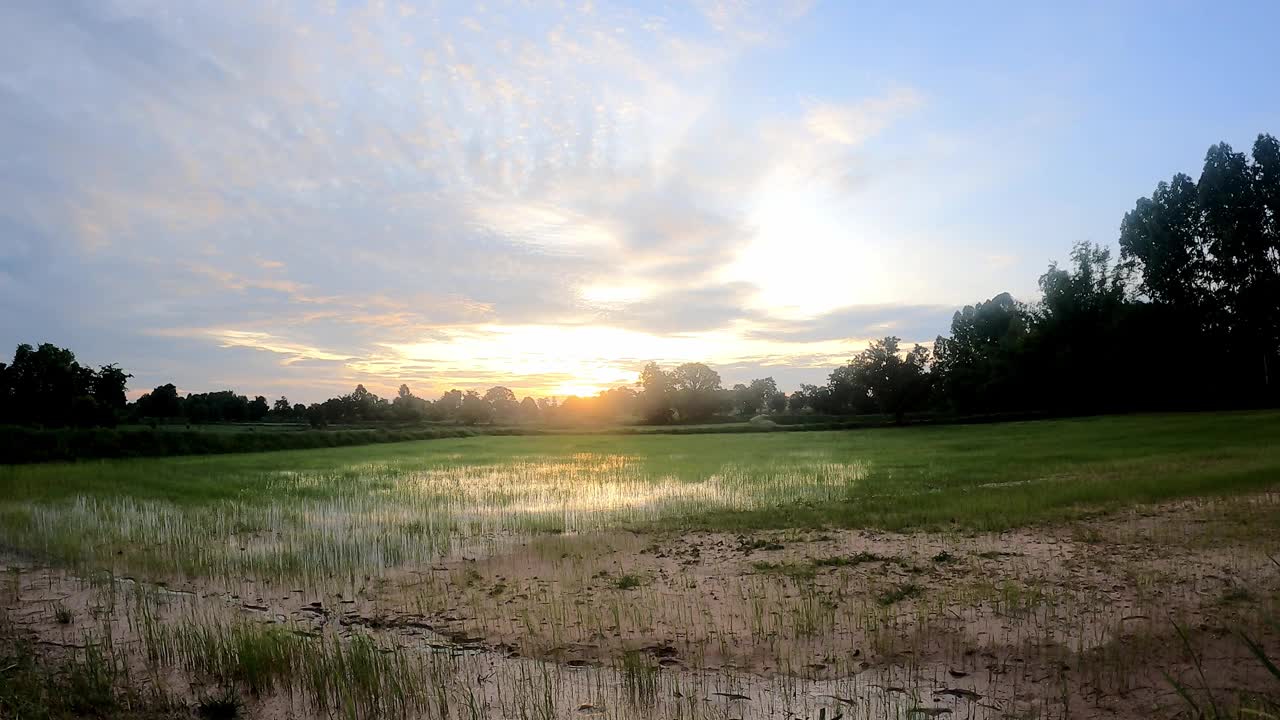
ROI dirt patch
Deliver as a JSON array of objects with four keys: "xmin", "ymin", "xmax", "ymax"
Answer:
[
  {"xmin": 3, "ymin": 494, "xmax": 1280, "ymax": 719},
  {"xmin": 389, "ymin": 495, "xmax": 1280, "ymax": 718}
]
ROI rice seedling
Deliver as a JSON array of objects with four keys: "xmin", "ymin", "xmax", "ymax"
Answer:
[
  {"xmin": 195, "ymin": 688, "xmax": 243, "ymax": 720},
  {"xmin": 876, "ymin": 582, "xmax": 924, "ymax": 607},
  {"xmin": 52, "ymin": 601, "xmax": 74, "ymax": 625},
  {"xmin": 0, "ymin": 412, "xmax": 1277, "ymax": 719}
]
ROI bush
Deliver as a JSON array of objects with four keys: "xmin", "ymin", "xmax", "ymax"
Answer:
[{"xmin": 0, "ymin": 425, "xmax": 494, "ymax": 464}]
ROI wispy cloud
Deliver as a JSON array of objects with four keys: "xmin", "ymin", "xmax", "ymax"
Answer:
[{"xmin": 0, "ymin": 1, "xmax": 996, "ymax": 400}]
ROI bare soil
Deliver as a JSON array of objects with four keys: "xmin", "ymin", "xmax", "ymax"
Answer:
[{"xmin": 4, "ymin": 493, "xmax": 1280, "ymax": 719}]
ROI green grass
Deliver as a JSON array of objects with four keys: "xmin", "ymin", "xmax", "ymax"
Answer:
[
  {"xmin": 613, "ymin": 574, "xmax": 646, "ymax": 590},
  {"xmin": 0, "ymin": 411, "xmax": 1277, "ymax": 582},
  {"xmin": 876, "ymin": 582, "xmax": 925, "ymax": 606},
  {"xmin": 0, "ymin": 424, "xmax": 528, "ymax": 464},
  {"xmin": 0, "ymin": 616, "xmax": 179, "ymax": 719}
]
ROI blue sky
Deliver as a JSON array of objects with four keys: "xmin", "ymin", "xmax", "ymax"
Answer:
[{"xmin": 1, "ymin": 1, "xmax": 1277, "ymax": 402}]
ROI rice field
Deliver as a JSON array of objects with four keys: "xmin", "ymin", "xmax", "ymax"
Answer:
[{"xmin": 2, "ymin": 411, "xmax": 1280, "ymax": 719}]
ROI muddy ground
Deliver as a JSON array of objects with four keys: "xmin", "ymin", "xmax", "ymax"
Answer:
[{"xmin": 4, "ymin": 493, "xmax": 1280, "ymax": 719}]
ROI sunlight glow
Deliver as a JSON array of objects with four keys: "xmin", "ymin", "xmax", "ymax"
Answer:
[
  {"xmin": 725, "ymin": 177, "xmax": 893, "ymax": 319},
  {"xmin": 372, "ymin": 323, "xmax": 866, "ymax": 396},
  {"xmin": 578, "ymin": 282, "xmax": 658, "ymax": 305},
  {"xmin": 551, "ymin": 382, "xmax": 608, "ymax": 398}
]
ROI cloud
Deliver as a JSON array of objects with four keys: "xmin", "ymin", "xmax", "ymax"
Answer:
[
  {"xmin": 804, "ymin": 89, "xmax": 924, "ymax": 147},
  {"xmin": 0, "ymin": 0, "xmax": 941, "ymax": 401},
  {"xmin": 590, "ymin": 283, "xmax": 766, "ymax": 335},
  {"xmin": 748, "ymin": 304, "xmax": 957, "ymax": 345}
]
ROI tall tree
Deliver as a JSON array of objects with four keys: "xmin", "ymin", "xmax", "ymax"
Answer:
[
  {"xmin": 733, "ymin": 377, "xmax": 782, "ymax": 416},
  {"xmin": 484, "ymin": 386, "xmax": 519, "ymax": 420},
  {"xmin": 838, "ymin": 337, "xmax": 931, "ymax": 423},
  {"xmin": 436, "ymin": 389, "xmax": 463, "ymax": 418},
  {"xmin": 91, "ymin": 364, "xmax": 131, "ymax": 417},
  {"xmin": 458, "ymin": 390, "xmax": 493, "ymax": 425},
  {"xmin": 519, "ymin": 396, "xmax": 540, "ymax": 423},
  {"xmin": 7, "ymin": 343, "xmax": 98, "ymax": 426},
  {"xmin": 1119, "ymin": 173, "xmax": 1205, "ymax": 308},
  {"xmin": 932, "ymin": 292, "xmax": 1030, "ymax": 413},
  {"xmin": 670, "ymin": 363, "xmax": 725, "ymax": 422},
  {"xmin": 637, "ymin": 362, "xmax": 674, "ymax": 424},
  {"xmin": 138, "ymin": 383, "xmax": 183, "ymax": 419},
  {"xmin": 248, "ymin": 396, "xmax": 270, "ymax": 421}
]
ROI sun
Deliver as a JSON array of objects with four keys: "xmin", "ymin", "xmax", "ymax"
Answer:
[{"xmin": 550, "ymin": 382, "xmax": 605, "ymax": 398}]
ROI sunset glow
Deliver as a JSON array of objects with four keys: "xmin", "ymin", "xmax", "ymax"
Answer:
[{"xmin": 3, "ymin": 2, "xmax": 1275, "ymax": 401}]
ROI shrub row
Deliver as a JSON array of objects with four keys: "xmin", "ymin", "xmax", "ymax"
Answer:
[{"xmin": 0, "ymin": 425, "xmax": 525, "ymax": 464}]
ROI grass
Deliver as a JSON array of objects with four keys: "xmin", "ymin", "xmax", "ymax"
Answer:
[
  {"xmin": 0, "ymin": 424, "xmax": 523, "ymax": 464},
  {"xmin": 52, "ymin": 602, "xmax": 73, "ymax": 625},
  {"xmin": 1, "ymin": 410, "xmax": 1278, "ymax": 719},
  {"xmin": 876, "ymin": 582, "xmax": 924, "ymax": 606},
  {"xmin": 1166, "ymin": 621, "xmax": 1280, "ymax": 719},
  {"xmin": 613, "ymin": 574, "xmax": 645, "ymax": 590},
  {"xmin": 0, "ymin": 615, "xmax": 178, "ymax": 719},
  {"xmin": 195, "ymin": 689, "xmax": 242, "ymax": 720},
  {"xmin": 0, "ymin": 411, "xmax": 1277, "ymax": 583}
]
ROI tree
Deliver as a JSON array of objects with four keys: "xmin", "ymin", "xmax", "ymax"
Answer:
[
  {"xmin": 248, "ymin": 396, "xmax": 270, "ymax": 421},
  {"xmin": 767, "ymin": 391, "xmax": 788, "ymax": 414},
  {"xmin": 1116, "ymin": 135, "xmax": 1280, "ymax": 404},
  {"xmin": 183, "ymin": 390, "xmax": 250, "ymax": 423},
  {"xmin": 391, "ymin": 385, "xmax": 430, "ymax": 422},
  {"xmin": 788, "ymin": 385, "xmax": 816, "ymax": 413},
  {"xmin": 597, "ymin": 387, "xmax": 639, "ymax": 419},
  {"xmin": 671, "ymin": 363, "xmax": 721, "ymax": 393},
  {"xmin": 1030, "ymin": 242, "xmax": 1132, "ymax": 412},
  {"xmin": 825, "ymin": 362, "xmax": 873, "ymax": 415},
  {"xmin": 519, "ymin": 396, "xmax": 540, "ymax": 423},
  {"xmin": 637, "ymin": 362, "xmax": 674, "ymax": 424},
  {"xmin": 436, "ymin": 390, "xmax": 463, "ymax": 419},
  {"xmin": 346, "ymin": 384, "xmax": 380, "ymax": 421},
  {"xmin": 932, "ymin": 292, "xmax": 1029, "ymax": 413},
  {"xmin": 836, "ymin": 337, "xmax": 931, "ymax": 423},
  {"xmin": 1119, "ymin": 173, "xmax": 1205, "ymax": 308},
  {"xmin": 138, "ymin": 383, "xmax": 183, "ymax": 419},
  {"xmin": 4, "ymin": 343, "xmax": 126, "ymax": 427},
  {"xmin": 484, "ymin": 386, "xmax": 519, "ymax": 420},
  {"xmin": 732, "ymin": 377, "xmax": 782, "ymax": 416},
  {"xmin": 668, "ymin": 363, "xmax": 726, "ymax": 422},
  {"xmin": 91, "ymin": 364, "xmax": 131, "ymax": 419},
  {"xmin": 0, "ymin": 362, "xmax": 10, "ymax": 423},
  {"xmin": 8, "ymin": 343, "xmax": 85, "ymax": 426},
  {"xmin": 458, "ymin": 390, "xmax": 492, "ymax": 425},
  {"xmin": 1197, "ymin": 138, "xmax": 1280, "ymax": 391}
]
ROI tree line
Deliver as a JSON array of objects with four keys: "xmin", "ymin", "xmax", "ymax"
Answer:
[
  {"xmin": 791, "ymin": 135, "xmax": 1279, "ymax": 420},
  {"xmin": 2, "ymin": 134, "xmax": 1276, "ymax": 429}
]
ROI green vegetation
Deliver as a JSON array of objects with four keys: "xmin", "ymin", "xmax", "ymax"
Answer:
[
  {"xmin": 612, "ymin": 574, "xmax": 645, "ymax": 590},
  {"xmin": 0, "ymin": 423, "xmax": 526, "ymax": 464},
  {"xmin": 0, "ymin": 617, "xmax": 179, "ymax": 719},
  {"xmin": 876, "ymin": 582, "xmax": 924, "ymax": 606},
  {"xmin": 1, "ymin": 410, "xmax": 1277, "ymax": 718},
  {"xmin": 0, "ymin": 411, "xmax": 1276, "ymax": 584}
]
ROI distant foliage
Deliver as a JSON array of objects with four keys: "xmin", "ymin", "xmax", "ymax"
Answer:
[
  {"xmin": 0, "ymin": 425, "xmax": 525, "ymax": 464},
  {"xmin": 924, "ymin": 133, "xmax": 1279, "ymax": 415},
  {"xmin": 0, "ymin": 343, "xmax": 129, "ymax": 427}
]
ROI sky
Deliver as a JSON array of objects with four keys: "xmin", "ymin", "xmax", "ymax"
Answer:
[{"xmin": 2, "ymin": 1, "xmax": 1278, "ymax": 403}]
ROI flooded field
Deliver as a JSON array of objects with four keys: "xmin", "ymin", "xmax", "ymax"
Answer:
[{"xmin": 2, "ymin": 413, "xmax": 1280, "ymax": 718}]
